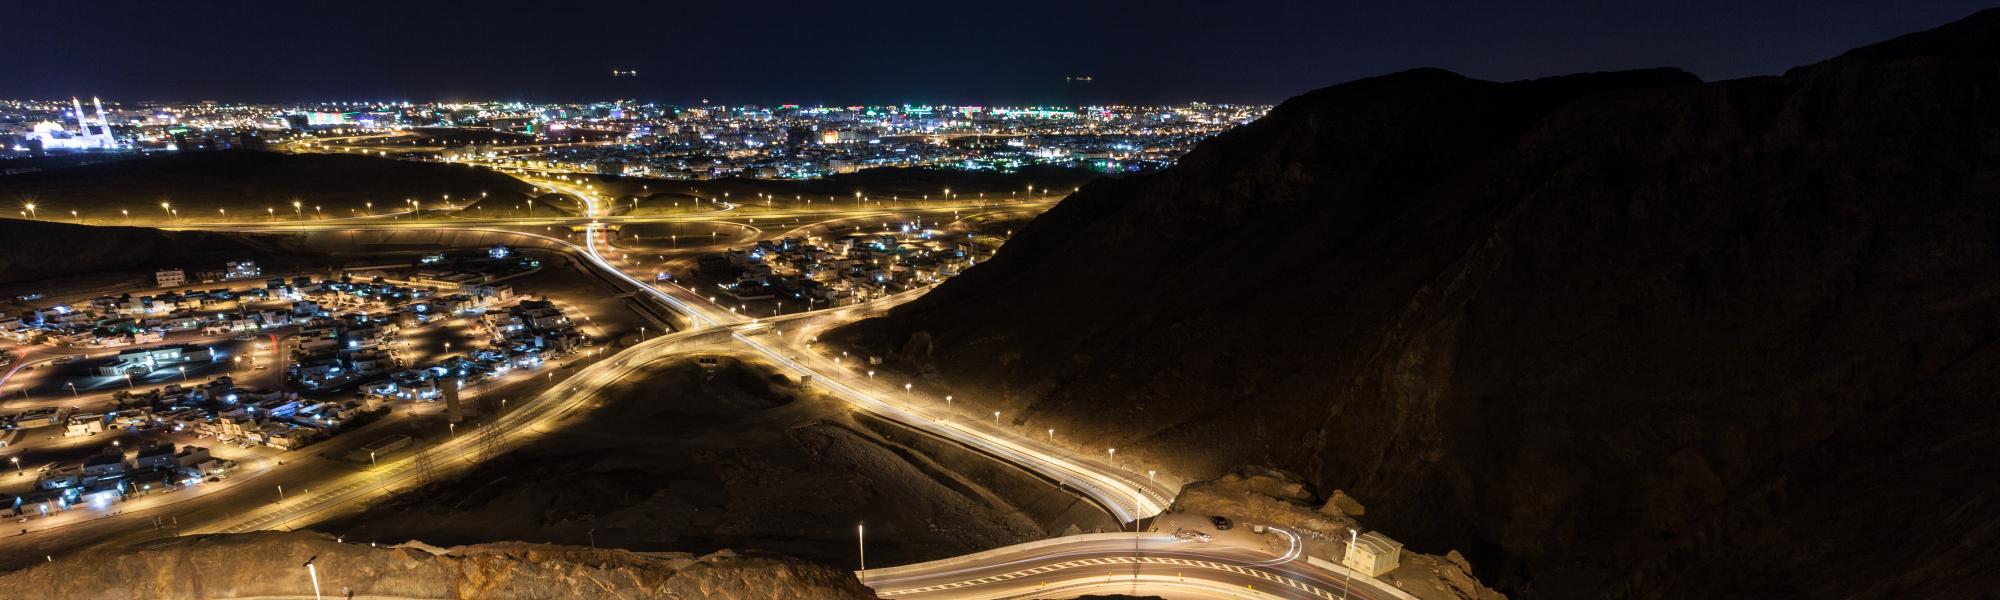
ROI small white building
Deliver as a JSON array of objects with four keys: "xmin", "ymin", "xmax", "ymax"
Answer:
[
  {"xmin": 155, "ymin": 268, "xmax": 186, "ymax": 288},
  {"xmin": 1342, "ymin": 531, "xmax": 1404, "ymax": 577}
]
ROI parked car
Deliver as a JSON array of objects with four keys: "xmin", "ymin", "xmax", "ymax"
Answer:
[{"xmin": 1209, "ymin": 516, "xmax": 1234, "ymax": 531}]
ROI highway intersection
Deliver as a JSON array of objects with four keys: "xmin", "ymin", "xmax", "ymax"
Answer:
[{"xmin": 0, "ymin": 158, "xmax": 1411, "ymax": 599}]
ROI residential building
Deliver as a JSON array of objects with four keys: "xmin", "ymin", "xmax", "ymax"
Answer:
[{"xmin": 155, "ymin": 268, "xmax": 186, "ymax": 287}]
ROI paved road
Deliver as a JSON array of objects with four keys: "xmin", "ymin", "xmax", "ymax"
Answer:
[
  {"xmin": 861, "ymin": 532, "xmax": 1403, "ymax": 600},
  {"xmin": 93, "ymin": 161, "xmax": 1413, "ymax": 600},
  {"xmin": 542, "ymin": 178, "xmax": 1411, "ymax": 600},
  {"xmin": 190, "ymin": 332, "xmax": 737, "ymax": 535}
]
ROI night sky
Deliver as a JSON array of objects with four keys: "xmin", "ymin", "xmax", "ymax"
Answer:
[{"xmin": 4, "ymin": 0, "xmax": 1989, "ymax": 105}]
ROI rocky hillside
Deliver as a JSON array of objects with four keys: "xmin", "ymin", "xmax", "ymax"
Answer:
[
  {"xmin": 833, "ymin": 9, "xmax": 2000, "ymax": 600},
  {"xmin": 1170, "ymin": 468, "xmax": 1506, "ymax": 600},
  {"xmin": 0, "ymin": 530, "xmax": 877, "ymax": 599}
]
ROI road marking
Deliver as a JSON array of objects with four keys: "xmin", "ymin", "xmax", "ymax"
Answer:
[{"xmin": 877, "ymin": 555, "xmax": 1345, "ymax": 598}]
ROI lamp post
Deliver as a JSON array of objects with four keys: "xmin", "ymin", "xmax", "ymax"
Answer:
[
  {"xmin": 1341, "ymin": 528, "xmax": 1358, "ymax": 600},
  {"xmin": 178, "ymin": 366, "xmax": 188, "ymax": 382},
  {"xmin": 276, "ymin": 485, "xmax": 285, "ymax": 502},
  {"xmin": 65, "ymin": 382, "xmax": 77, "ymax": 397},
  {"xmin": 993, "ymin": 410, "xmax": 1001, "ymax": 425},
  {"xmin": 857, "ymin": 522, "xmax": 866, "ymax": 575},
  {"xmin": 10, "ymin": 457, "xmax": 19, "ymax": 475}
]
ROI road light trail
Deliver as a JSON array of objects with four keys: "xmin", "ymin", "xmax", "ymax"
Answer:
[
  {"xmin": 535, "ymin": 177, "xmax": 1175, "ymax": 522},
  {"xmin": 192, "ymin": 336, "xmax": 728, "ymax": 534},
  {"xmin": 857, "ymin": 533, "xmax": 1401, "ymax": 600},
  {"xmin": 130, "ymin": 170, "xmax": 1414, "ymax": 600}
]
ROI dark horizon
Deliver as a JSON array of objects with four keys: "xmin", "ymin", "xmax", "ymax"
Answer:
[{"xmin": 2, "ymin": 1, "xmax": 1991, "ymax": 105}]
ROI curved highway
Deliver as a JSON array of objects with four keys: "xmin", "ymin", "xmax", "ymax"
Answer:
[{"xmin": 113, "ymin": 159, "xmax": 1411, "ymax": 600}]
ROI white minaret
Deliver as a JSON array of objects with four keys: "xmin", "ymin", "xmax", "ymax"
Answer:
[
  {"xmin": 91, "ymin": 97, "xmax": 111, "ymax": 138},
  {"xmin": 71, "ymin": 97, "xmax": 88, "ymax": 133}
]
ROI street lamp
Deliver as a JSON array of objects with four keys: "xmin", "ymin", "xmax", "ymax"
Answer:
[
  {"xmin": 65, "ymin": 382, "xmax": 77, "ymax": 397},
  {"xmin": 10, "ymin": 457, "xmax": 19, "ymax": 475},
  {"xmin": 23, "ymin": 203, "xmax": 37, "ymax": 220},
  {"xmin": 993, "ymin": 410, "xmax": 1001, "ymax": 425},
  {"xmin": 1108, "ymin": 447, "xmax": 1116, "ymax": 465},
  {"xmin": 1047, "ymin": 428, "xmax": 1054, "ymax": 442},
  {"xmin": 124, "ymin": 373, "xmax": 134, "ymax": 389},
  {"xmin": 178, "ymin": 366, "xmax": 188, "ymax": 382},
  {"xmin": 1342, "ymin": 528, "xmax": 1358, "ymax": 600}
]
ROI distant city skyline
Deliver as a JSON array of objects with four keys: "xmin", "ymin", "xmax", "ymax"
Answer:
[{"xmin": 2, "ymin": 1, "xmax": 1989, "ymax": 104}]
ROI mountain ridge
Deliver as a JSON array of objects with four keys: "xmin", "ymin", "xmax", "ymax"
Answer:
[{"xmin": 833, "ymin": 9, "xmax": 2000, "ymax": 599}]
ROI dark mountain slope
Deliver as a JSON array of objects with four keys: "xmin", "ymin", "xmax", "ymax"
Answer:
[
  {"xmin": 833, "ymin": 10, "xmax": 2000, "ymax": 600},
  {"xmin": 0, "ymin": 150, "xmax": 533, "ymax": 220},
  {"xmin": 0, "ymin": 218, "xmax": 301, "ymax": 286}
]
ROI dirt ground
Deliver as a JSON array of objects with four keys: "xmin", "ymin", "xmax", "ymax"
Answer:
[{"xmin": 320, "ymin": 357, "xmax": 1115, "ymax": 567}]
